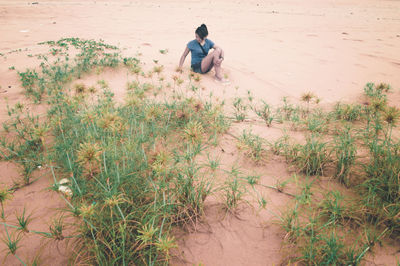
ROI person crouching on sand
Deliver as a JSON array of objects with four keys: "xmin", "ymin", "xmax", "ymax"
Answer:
[{"xmin": 178, "ymin": 24, "xmax": 229, "ymax": 83}]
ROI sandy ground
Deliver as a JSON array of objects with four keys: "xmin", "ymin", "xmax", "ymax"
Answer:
[
  {"xmin": 1, "ymin": 0, "xmax": 400, "ymax": 103},
  {"xmin": 1, "ymin": 0, "xmax": 400, "ymax": 265}
]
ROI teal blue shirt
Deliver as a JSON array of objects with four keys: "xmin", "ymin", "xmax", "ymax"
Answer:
[{"xmin": 187, "ymin": 39, "xmax": 215, "ymax": 66}]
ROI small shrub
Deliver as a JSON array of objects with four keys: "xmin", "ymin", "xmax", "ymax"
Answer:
[
  {"xmin": 237, "ymin": 130, "xmax": 267, "ymax": 163},
  {"xmin": 252, "ymin": 101, "xmax": 274, "ymax": 126},
  {"xmin": 233, "ymin": 97, "xmax": 247, "ymax": 121},
  {"xmin": 293, "ymin": 134, "xmax": 330, "ymax": 176},
  {"xmin": 333, "ymin": 127, "xmax": 356, "ymax": 185},
  {"xmin": 333, "ymin": 103, "xmax": 363, "ymax": 122},
  {"xmin": 223, "ymin": 167, "xmax": 247, "ymax": 211}
]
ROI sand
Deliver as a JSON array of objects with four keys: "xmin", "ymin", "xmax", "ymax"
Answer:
[{"xmin": 0, "ymin": 0, "xmax": 399, "ymax": 265}]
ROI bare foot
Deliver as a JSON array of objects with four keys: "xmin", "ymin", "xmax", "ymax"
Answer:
[{"xmin": 214, "ymin": 77, "xmax": 230, "ymax": 85}]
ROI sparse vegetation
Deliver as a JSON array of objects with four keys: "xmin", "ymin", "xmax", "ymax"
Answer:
[
  {"xmin": 1, "ymin": 36, "xmax": 399, "ymax": 265},
  {"xmin": 237, "ymin": 130, "xmax": 267, "ymax": 163},
  {"xmin": 252, "ymin": 100, "xmax": 274, "ymax": 126},
  {"xmin": 223, "ymin": 167, "xmax": 247, "ymax": 211},
  {"xmin": 1, "ymin": 38, "xmax": 234, "ymax": 264},
  {"xmin": 276, "ymin": 83, "xmax": 400, "ymax": 264},
  {"xmin": 232, "ymin": 97, "xmax": 247, "ymax": 121}
]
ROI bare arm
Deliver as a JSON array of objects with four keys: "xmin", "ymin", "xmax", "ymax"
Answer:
[
  {"xmin": 212, "ymin": 44, "xmax": 224, "ymax": 67},
  {"xmin": 213, "ymin": 45, "xmax": 224, "ymax": 59},
  {"xmin": 179, "ymin": 47, "xmax": 190, "ymax": 69}
]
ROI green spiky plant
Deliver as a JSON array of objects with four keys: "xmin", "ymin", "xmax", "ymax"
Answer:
[
  {"xmin": 293, "ymin": 134, "xmax": 330, "ymax": 176},
  {"xmin": 333, "ymin": 126, "xmax": 356, "ymax": 185},
  {"xmin": 1, "ymin": 224, "xmax": 25, "ymax": 264},
  {"xmin": 15, "ymin": 207, "xmax": 32, "ymax": 233},
  {"xmin": 237, "ymin": 130, "xmax": 267, "ymax": 163},
  {"xmin": 223, "ymin": 167, "xmax": 247, "ymax": 211},
  {"xmin": 300, "ymin": 92, "xmax": 315, "ymax": 115},
  {"xmin": 5, "ymin": 36, "xmax": 400, "ymax": 265},
  {"xmin": 8, "ymin": 38, "xmax": 230, "ymax": 264},
  {"xmin": 232, "ymin": 97, "xmax": 247, "ymax": 121},
  {"xmin": 252, "ymin": 100, "xmax": 274, "ymax": 126},
  {"xmin": 0, "ymin": 187, "xmax": 12, "ymax": 219}
]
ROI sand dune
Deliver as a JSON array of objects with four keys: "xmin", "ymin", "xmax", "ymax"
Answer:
[{"xmin": 0, "ymin": 0, "xmax": 399, "ymax": 265}]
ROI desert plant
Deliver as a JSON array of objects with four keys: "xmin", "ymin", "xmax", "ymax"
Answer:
[
  {"xmin": 48, "ymin": 216, "xmax": 65, "ymax": 240},
  {"xmin": 280, "ymin": 203, "xmax": 300, "ymax": 242},
  {"xmin": 183, "ymin": 120, "xmax": 204, "ymax": 144},
  {"xmin": 232, "ymin": 97, "xmax": 247, "ymax": 121},
  {"xmin": 301, "ymin": 92, "xmax": 315, "ymax": 115},
  {"xmin": 293, "ymin": 134, "xmax": 330, "ymax": 176},
  {"xmin": 1, "ymin": 224, "xmax": 25, "ymax": 264},
  {"xmin": 237, "ymin": 130, "xmax": 267, "ymax": 163},
  {"xmin": 252, "ymin": 101, "xmax": 274, "ymax": 126},
  {"xmin": 333, "ymin": 103, "xmax": 363, "ymax": 122},
  {"xmin": 333, "ymin": 127, "xmax": 356, "ymax": 185},
  {"xmin": 223, "ymin": 167, "xmax": 247, "ymax": 211},
  {"xmin": 15, "ymin": 207, "xmax": 32, "ymax": 233},
  {"xmin": 0, "ymin": 187, "xmax": 12, "ymax": 219},
  {"xmin": 363, "ymin": 82, "xmax": 387, "ymax": 100},
  {"xmin": 152, "ymin": 65, "xmax": 164, "ymax": 75},
  {"xmin": 305, "ymin": 114, "xmax": 327, "ymax": 133},
  {"xmin": 278, "ymin": 83, "xmax": 400, "ymax": 265},
  {"xmin": 205, "ymin": 153, "xmax": 220, "ymax": 172},
  {"xmin": 73, "ymin": 83, "xmax": 87, "ymax": 94}
]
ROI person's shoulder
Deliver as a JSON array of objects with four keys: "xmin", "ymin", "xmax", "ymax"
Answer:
[
  {"xmin": 187, "ymin": 40, "xmax": 197, "ymax": 49},
  {"xmin": 206, "ymin": 39, "xmax": 215, "ymax": 47}
]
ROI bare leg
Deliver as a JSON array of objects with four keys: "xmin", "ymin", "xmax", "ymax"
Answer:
[
  {"xmin": 201, "ymin": 48, "xmax": 224, "ymax": 79},
  {"xmin": 213, "ymin": 62, "xmax": 223, "ymax": 80}
]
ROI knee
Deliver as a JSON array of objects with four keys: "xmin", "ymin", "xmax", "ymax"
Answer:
[{"xmin": 212, "ymin": 49, "xmax": 221, "ymax": 60}]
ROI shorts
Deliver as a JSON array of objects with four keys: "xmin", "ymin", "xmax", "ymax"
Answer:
[{"xmin": 191, "ymin": 61, "xmax": 213, "ymax": 74}]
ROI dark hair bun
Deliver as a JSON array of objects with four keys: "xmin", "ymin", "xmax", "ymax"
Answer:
[{"xmin": 195, "ymin": 24, "xmax": 209, "ymax": 40}]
